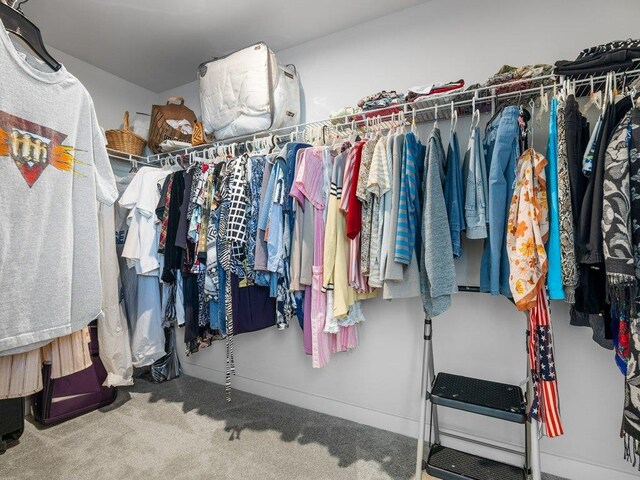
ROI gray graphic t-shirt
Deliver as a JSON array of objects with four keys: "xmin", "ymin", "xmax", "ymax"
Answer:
[{"xmin": 0, "ymin": 23, "xmax": 117, "ymax": 354}]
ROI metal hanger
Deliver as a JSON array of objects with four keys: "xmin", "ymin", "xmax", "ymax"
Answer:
[{"xmin": 0, "ymin": 1, "xmax": 61, "ymax": 71}]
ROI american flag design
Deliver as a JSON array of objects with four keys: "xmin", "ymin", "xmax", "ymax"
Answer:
[{"xmin": 528, "ymin": 289, "xmax": 564, "ymax": 437}]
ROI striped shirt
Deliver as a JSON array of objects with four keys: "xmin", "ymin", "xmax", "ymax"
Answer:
[{"xmin": 394, "ymin": 132, "xmax": 423, "ymax": 265}]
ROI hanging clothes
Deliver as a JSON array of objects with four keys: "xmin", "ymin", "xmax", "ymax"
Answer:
[
  {"xmin": 555, "ymin": 98, "xmax": 579, "ymax": 303},
  {"xmin": 119, "ymin": 167, "xmax": 170, "ymax": 367},
  {"xmin": 481, "ymin": 105, "xmax": 520, "ymax": 297},
  {"xmin": 116, "ymin": 174, "xmax": 140, "ymax": 331},
  {"xmin": 292, "ymin": 147, "xmax": 333, "ymax": 367},
  {"xmin": 545, "ymin": 98, "xmax": 565, "ymax": 300},
  {"xmin": 356, "ymin": 136, "xmax": 378, "ymax": 275},
  {"xmin": 575, "ymin": 96, "xmax": 633, "ymax": 321},
  {"xmin": 564, "ymin": 95, "xmax": 589, "ymax": 227},
  {"xmin": 381, "ymin": 132, "xmax": 411, "ymax": 296},
  {"xmin": 564, "ymin": 93, "xmax": 590, "ymax": 323},
  {"xmin": 420, "ymin": 126, "xmax": 456, "ymax": 317},
  {"xmin": 289, "ymin": 149, "xmax": 312, "ymax": 352},
  {"xmin": 578, "ymin": 96, "xmax": 632, "ymax": 265},
  {"xmin": 507, "ymin": 147, "xmax": 563, "ymax": 437},
  {"xmin": 366, "ymin": 136, "xmax": 390, "ymax": 288},
  {"xmin": 324, "ymin": 148, "xmax": 355, "ymax": 319},
  {"xmin": 462, "ymin": 124, "xmax": 488, "ymax": 240},
  {"xmin": 444, "ymin": 128, "xmax": 465, "ymax": 257},
  {"xmin": 98, "ymin": 199, "xmax": 133, "ymax": 387},
  {"xmin": 394, "ymin": 132, "xmax": 422, "ymax": 265},
  {"xmin": 344, "ymin": 141, "xmax": 366, "ymax": 239},
  {"xmin": 385, "ymin": 131, "xmax": 422, "ymax": 300},
  {"xmin": 623, "ymin": 105, "xmax": 640, "ymax": 459},
  {"xmin": 507, "ymin": 148, "xmax": 549, "ymax": 310},
  {"xmin": 599, "ymin": 107, "xmax": 640, "ymax": 462}
]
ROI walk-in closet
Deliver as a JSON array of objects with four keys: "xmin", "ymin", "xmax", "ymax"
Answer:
[{"xmin": 1, "ymin": 1, "xmax": 640, "ymax": 479}]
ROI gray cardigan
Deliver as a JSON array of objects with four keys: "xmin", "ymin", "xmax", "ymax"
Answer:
[{"xmin": 420, "ymin": 127, "xmax": 457, "ymax": 317}]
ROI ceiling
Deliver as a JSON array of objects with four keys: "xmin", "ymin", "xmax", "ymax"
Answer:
[{"xmin": 25, "ymin": 0, "xmax": 428, "ymax": 92}]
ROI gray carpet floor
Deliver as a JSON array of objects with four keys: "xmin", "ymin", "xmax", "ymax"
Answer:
[{"xmin": 2, "ymin": 375, "xmax": 566, "ymax": 479}]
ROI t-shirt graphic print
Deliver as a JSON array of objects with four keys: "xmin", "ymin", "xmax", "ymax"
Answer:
[{"xmin": 0, "ymin": 110, "xmax": 80, "ymax": 187}]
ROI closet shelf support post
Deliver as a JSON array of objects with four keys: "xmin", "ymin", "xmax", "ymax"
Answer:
[{"xmin": 415, "ymin": 316, "xmax": 434, "ymax": 479}]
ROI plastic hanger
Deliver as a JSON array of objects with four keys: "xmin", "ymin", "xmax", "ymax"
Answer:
[
  {"xmin": 0, "ymin": 2, "xmax": 61, "ymax": 71},
  {"xmin": 535, "ymin": 85, "xmax": 548, "ymax": 128},
  {"xmin": 433, "ymin": 104, "xmax": 439, "ymax": 129},
  {"xmin": 129, "ymin": 158, "xmax": 138, "ymax": 173},
  {"xmin": 602, "ymin": 72, "xmax": 613, "ymax": 115},
  {"xmin": 450, "ymin": 100, "xmax": 458, "ymax": 135},
  {"xmin": 348, "ymin": 119, "xmax": 358, "ymax": 143},
  {"xmin": 583, "ymin": 76, "xmax": 603, "ymax": 114},
  {"xmin": 469, "ymin": 92, "xmax": 481, "ymax": 131},
  {"xmin": 411, "ymin": 108, "xmax": 417, "ymax": 136}
]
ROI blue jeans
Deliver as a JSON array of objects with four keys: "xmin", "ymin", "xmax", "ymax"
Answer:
[{"xmin": 480, "ymin": 106, "xmax": 519, "ymax": 296}]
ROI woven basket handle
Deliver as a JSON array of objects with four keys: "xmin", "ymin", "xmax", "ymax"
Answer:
[
  {"xmin": 166, "ymin": 96, "xmax": 185, "ymax": 105},
  {"xmin": 123, "ymin": 111, "xmax": 130, "ymax": 131}
]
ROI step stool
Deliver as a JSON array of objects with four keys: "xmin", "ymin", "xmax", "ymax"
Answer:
[{"xmin": 414, "ymin": 287, "xmax": 541, "ymax": 480}]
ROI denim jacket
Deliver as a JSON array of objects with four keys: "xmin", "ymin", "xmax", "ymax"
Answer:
[{"xmin": 462, "ymin": 126, "xmax": 488, "ymax": 239}]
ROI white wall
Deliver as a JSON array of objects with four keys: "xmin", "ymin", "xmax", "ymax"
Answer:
[
  {"xmin": 50, "ymin": 46, "xmax": 158, "ymax": 130},
  {"xmin": 162, "ymin": 1, "xmax": 640, "ymax": 479},
  {"xmin": 50, "ymin": 46, "xmax": 159, "ymax": 176}
]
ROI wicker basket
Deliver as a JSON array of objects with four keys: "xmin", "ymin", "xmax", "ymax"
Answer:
[
  {"xmin": 148, "ymin": 97, "xmax": 197, "ymax": 153},
  {"xmin": 105, "ymin": 111, "xmax": 146, "ymax": 156}
]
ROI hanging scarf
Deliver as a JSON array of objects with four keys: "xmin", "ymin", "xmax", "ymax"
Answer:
[
  {"xmin": 507, "ymin": 148, "xmax": 549, "ymax": 311},
  {"xmin": 507, "ymin": 148, "xmax": 564, "ymax": 436},
  {"xmin": 528, "ymin": 289, "xmax": 564, "ymax": 437},
  {"xmin": 622, "ymin": 108, "xmax": 640, "ymax": 465},
  {"xmin": 556, "ymin": 100, "xmax": 579, "ymax": 302},
  {"xmin": 217, "ymin": 159, "xmax": 236, "ymax": 402},
  {"xmin": 603, "ymin": 111, "xmax": 635, "ymax": 296}
]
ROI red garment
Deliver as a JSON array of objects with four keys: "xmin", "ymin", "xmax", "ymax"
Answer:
[
  {"xmin": 347, "ymin": 106, "xmax": 401, "ymax": 124},
  {"xmin": 408, "ymin": 80, "xmax": 465, "ymax": 102},
  {"xmin": 346, "ymin": 141, "xmax": 366, "ymax": 239}
]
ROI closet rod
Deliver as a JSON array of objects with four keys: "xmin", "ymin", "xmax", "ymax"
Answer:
[{"xmin": 110, "ymin": 68, "xmax": 640, "ymax": 166}]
